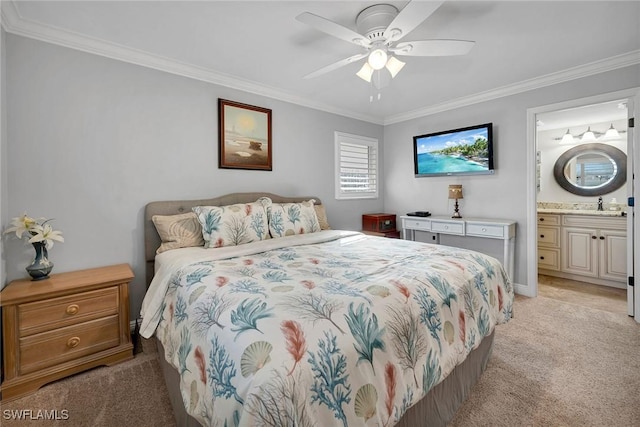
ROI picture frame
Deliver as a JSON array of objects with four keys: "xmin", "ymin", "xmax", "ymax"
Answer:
[{"xmin": 218, "ymin": 99, "xmax": 272, "ymax": 171}]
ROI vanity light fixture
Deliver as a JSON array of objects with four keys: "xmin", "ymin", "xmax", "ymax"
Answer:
[
  {"xmin": 580, "ymin": 126, "xmax": 596, "ymax": 142},
  {"xmin": 560, "ymin": 129, "xmax": 575, "ymax": 144},
  {"xmin": 602, "ymin": 123, "xmax": 621, "ymax": 141},
  {"xmin": 448, "ymin": 184, "xmax": 463, "ymax": 218},
  {"xmin": 555, "ymin": 124, "xmax": 625, "ymax": 144}
]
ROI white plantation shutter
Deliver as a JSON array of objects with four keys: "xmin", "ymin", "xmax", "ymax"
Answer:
[{"xmin": 334, "ymin": 132, "xmax": 379, "ymax": 199}]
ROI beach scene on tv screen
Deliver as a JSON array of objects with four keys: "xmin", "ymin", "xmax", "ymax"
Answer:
[{"xmin": 416, "ymin": 127, "xmax": 490, "ymax": 174}]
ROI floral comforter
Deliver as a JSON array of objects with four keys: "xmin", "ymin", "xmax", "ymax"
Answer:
[{"xmin": 140, "ymin": 230, "xmax": 514, "ymax": 427}]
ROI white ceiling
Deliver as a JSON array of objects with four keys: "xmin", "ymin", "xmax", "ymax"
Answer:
[{"xmin": 3, "ymin": 1, "xmax": 640, "ymax": 124}]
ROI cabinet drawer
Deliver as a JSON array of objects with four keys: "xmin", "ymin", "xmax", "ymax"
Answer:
[
  {"xmin": 466, "ymin": 223, "xmax": 504, "ymax": 238},
  {"xmin": 431, "ymin": 220, "xmax": 464, "ymax": 235},
  {"xmin": 402, "ymin": 218, "xmax": 431, "ymax": 231},
  {"xmin": 537, "ymin": 214, "xmax": 560, "ymax": 226},
  {"xmin": 538, "ymin": 248, "xmax": 560, "ymax": 270},
  {"xmin": 562, "ymin": 215, "xmax": 626, "ymax": 230},
  {"xmin": 19, "ymin": 287, "xmax": 119, "ymax": 336},
  {"xmin": 537, "ymin": 226, "xmax": 560, "ymax": 247},
  {"xmin": 19, "ymin": 315, "xmax": 120, "ymax": 375}
]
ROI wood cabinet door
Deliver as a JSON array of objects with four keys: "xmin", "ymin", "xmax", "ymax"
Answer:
[
  {"xmin": 598, "ymin": 229, "xmax": 627, "ymax": 282},
  {"xmin": 562, "ymin": 227, "xmax": 598, "ymax": 277}
]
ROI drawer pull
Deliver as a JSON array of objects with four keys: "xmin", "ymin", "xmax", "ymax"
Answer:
[
  {"xmin": 599, "ymin": 236, "xmax": 605, "ymax": 240},
  {"xmin": 444, "ymin": 225, "xmax": 449, "ymax": 229},
  {"xmin": 539, "ymin": 218, "xmax": 544, "ymax": 222},
  {"xmin": 482, "ymin": 227, "xmax": 487, "ymax": 232},
  {"xmin": 66, "ymin": 337, "xmax": 81, "ymax": 348},
  {"xmin": 540, "ymin": 234, "xmax": 544, "ymax": 238},
  {"xmin": 591, "ymin": 235, "xmax": 597, "ymax": 239},
  {"xmin": 540, "ymin": 256, "xmax": 545, "ymax": 260},
  {"xmin": 66, "ymin": 304, "xmax": 80, "ymax": 315}
]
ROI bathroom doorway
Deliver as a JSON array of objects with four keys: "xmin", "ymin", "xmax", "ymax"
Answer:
[{"xmin": 527, "ymin": 88, "xmax": 639, "ymax": 321}]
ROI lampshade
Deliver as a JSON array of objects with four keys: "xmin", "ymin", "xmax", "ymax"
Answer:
[
  {"xmin": 581, "ymin": 126, "xmax": 596, "ymax": 142},
  {"xmin": 448, "ymin": 184, "xmax": 463, "ymax": 199},
  {"xmin": 560, "ymin": 129, "xmax": 575, "ymax": 145},
  {"xmin": 368, "ymin": 49, "xmax": 388, "ymax": 70},
  {"xmin": 356, "ymin": 63, "xmax": 374, "ymax": 83},
  {"xmin": 385, "ymin": 56, "xmax": 405, "ymax": 78},
  {"xmin": 603, "ymin": 123, "xmax": 620, "ymax": 140}
]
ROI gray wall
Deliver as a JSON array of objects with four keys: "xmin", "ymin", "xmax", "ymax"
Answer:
[
  {"xmin": 383, "ymin": 65, "xmax": 640, "ymax": 291},
  {"xmin": 1, "ymin": 28, "xmax": 6, "ymax": 289},
  {"xmin": 4, "ymin": 35, "xmax": 384, "ymax": 317}
]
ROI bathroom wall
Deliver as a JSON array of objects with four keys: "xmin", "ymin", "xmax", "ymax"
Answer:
[{"xmin": 537, "ymin": 118, "xmax": 628, "ymax": 206}]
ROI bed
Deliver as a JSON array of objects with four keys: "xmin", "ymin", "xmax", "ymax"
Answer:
[{"xmin": 140, "ymin": 192, "xmax": 514, "ymax": 427}]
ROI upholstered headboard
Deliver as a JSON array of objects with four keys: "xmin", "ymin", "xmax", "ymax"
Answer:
[{"xmin": 144, "ymin": 192, "xmax": 322, "ymax": 287}]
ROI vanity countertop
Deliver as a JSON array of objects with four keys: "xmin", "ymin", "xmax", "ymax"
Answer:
[{"xmin": 537, "ymin": 208, "xmax": 626, "ymax": 217}]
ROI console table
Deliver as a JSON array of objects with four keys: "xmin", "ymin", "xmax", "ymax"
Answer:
[{"xmin": 400, "ymin": 215, "xmax": 516, "ymax": 280}]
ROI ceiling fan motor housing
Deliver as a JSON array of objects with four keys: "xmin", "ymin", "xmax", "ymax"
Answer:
[{"xmin": 356, "ymin": 4, "xmax": 399, "ymax": 42}]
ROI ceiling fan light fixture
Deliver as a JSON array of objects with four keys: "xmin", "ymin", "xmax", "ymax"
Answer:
[
  {"xmin": 356, "ymin": 63, "xmax": 374, "ymax": 82},
  {"xmin": 385, "ymin": 56, "xmax": 405, "ymax": 78},
  {"xmin": 603, "ymin": 123, "xmax": 620, "ymax": 140},
  {"xmin": 367, "ymin": 48, "xmax": 388, "ymax": 70}
]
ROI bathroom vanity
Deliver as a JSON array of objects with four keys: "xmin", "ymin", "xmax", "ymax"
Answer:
[{"xmin": 537, "ymin": 209, "xmax": 627, "ymax": 288}]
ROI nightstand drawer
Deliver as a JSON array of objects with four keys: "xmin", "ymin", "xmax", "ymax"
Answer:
[
  {"xmin": 19, "ymin": 315, "xmax": 120, "ymax": 375},
  {"xmin": 466, "ymin": 223, "xmax": 504, "ymax": 238},
  {"xmin": 431, "ymin": 220, "xmax": 464, "ymax": 235},
  {"xmin": 18, "ymin": 287, "xmax": 119, "ymax": 336}
]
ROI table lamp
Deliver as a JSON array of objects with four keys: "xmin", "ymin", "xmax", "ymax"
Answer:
[{"xmin": 448, "ymin": 184, "xmax": 463, "ymax": 218}]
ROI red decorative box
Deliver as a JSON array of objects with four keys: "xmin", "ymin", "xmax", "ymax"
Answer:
[{"xmin": 362, "ymin": 213, "xmax": 397, "ymax": 233}]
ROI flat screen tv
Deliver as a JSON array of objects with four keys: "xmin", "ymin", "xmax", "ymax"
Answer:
[{"xmin": 413, "ymin": 123, "xmax": 494, "ymax": 177}]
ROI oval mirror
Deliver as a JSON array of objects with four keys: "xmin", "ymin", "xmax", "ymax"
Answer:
[{"xmin": 553, "ymin": 143, "xmax": 627, "ymax": 196}]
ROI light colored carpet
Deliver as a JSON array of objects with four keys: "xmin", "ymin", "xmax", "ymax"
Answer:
[
  {"xmin": 0, "ymin": 341, "xmax": 175, "ymax": 427},
  {"xmin": 1, "ymin": 295, "xmax": 638, "ymax": 426},
  {"xmin": 451, "ymin": 295, "xmax": 639, "ymax": 426}
]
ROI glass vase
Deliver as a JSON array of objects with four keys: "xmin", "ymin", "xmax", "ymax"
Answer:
[{"xmin": 26, "ymin": 241, "xmax": 54, "ymax": 281}]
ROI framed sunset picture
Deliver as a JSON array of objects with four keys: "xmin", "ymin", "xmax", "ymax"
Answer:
[{"xmin": 218, "ymin": 99, "xmax": 272, "ymax": 171}]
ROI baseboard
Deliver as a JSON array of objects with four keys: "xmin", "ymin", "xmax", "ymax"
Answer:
[{"xmin": 513, "ymin": 282, "xmax": 535, "ymax": 297}]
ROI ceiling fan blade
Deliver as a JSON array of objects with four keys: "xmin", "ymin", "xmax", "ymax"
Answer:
[
  {"xmin": 303, "ymin": 53, "xmax": 368, "ymax": 79},
  {"xmin": 383, "ymin": 0, "xmax": 445, "ymax": 42},
  {"xmin": 391, "ymin": 40, "xmax": 475, "ymax": 56},
  {"xmin": 296, "ymin": 12, "xmax": 371, "ymax": 47}
]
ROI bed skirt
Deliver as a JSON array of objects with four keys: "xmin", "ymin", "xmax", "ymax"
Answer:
[{"xmin": 156, "ymin": 330, "xmax": 494, "ymax": 427}]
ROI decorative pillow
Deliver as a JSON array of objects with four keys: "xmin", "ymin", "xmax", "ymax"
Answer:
[
  {"xmin": 268, "ymin": 199, "xmax": 321, "ymax": 237},
  {"xmin": 314, "ymin": 204, "xmax": 331, "ymax": 230},
  {"xmin": 152, "ymin": 212, "xmax": 205, "ymax": 254},
  {"xmin": 193, "ymin": 197, "xmax": 272, "ymax": 248}
]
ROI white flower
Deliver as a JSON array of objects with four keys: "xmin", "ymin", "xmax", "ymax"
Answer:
[
  {"xmin": 5, "ymin": 214, "xmax": 38, "ymax": 239},
  {"xmin": 4, "ymin": 213, "xmax": 64, "ymax": 248},
  {"xmin": 28, "ymin": 223, "xmax": 65, "ymax": 249}
]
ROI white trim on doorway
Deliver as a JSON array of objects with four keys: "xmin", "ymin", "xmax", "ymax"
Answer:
[{"xmin": 526, "ymin": 88, "xmax": 640, "ymax": 300}]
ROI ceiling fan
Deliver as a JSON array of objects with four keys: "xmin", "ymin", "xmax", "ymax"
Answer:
[{"xmin": 296, "ymin": 0, "xmax": 475, "ymax": 90}]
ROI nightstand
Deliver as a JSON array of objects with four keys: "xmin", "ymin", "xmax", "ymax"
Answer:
[
  {"xmin": 362, "ymin": 213, "xmax": 399, "ymax": 238},
  {"xmin": 1, "ymin": 264, "xmax": 134, "ymax": 402}
]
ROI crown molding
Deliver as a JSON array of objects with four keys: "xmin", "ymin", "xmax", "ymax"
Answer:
[
  {"xmin": 0, "ymin": 1, "xmax": 383, "ymax": 125},
  {"xmin": 2, "ymin": 1, "xmax": 638, "ymax": 127},
  {"xmin": 384, "ymin": 50, "xmax": 640, "ymax": 125}
]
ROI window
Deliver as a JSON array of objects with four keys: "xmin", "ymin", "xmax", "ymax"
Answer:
[{"xmin": 334, "ymin": 132, "xmax": 378, "ymax": 200}]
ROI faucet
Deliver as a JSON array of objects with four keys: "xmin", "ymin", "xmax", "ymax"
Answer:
[{"xmin": 597, "ymin": 197, "xmax": 603, "ymax": 211}]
